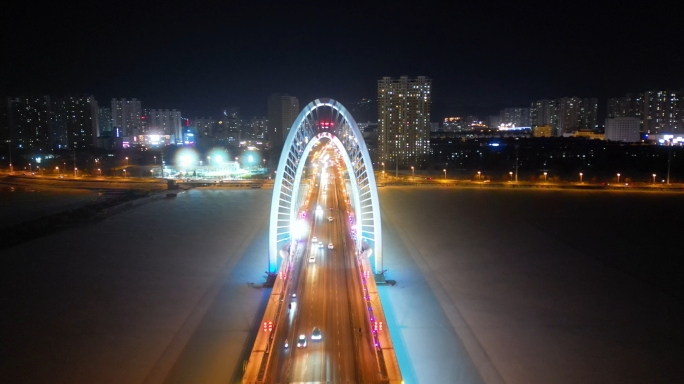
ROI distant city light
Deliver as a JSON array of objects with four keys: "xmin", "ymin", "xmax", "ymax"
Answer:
[{"xmin": 175, "ymin": 148, "xmax": 199, "ymax": 169}]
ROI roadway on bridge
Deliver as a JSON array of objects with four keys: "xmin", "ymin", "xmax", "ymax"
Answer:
[{"xmin": 266, "ymin": 157, "xmax": 378, "ymax": 383}]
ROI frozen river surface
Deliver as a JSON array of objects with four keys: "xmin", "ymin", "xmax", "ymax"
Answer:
[
  {"xmin": 0, "ymin": 186, "xmax": 98, "ymax": 229},
  {"xmin": 1, "ymin": 187, "xmax": 683, "ymax": 384}
]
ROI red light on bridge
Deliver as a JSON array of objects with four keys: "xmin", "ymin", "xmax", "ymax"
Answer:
[
  {"xmin": 373, "ymin": 321, "xmax": 383, "ymax": 332},
  {"xmin": 263, "ymin": 321, "xmax": 273, "ymax": 332}
]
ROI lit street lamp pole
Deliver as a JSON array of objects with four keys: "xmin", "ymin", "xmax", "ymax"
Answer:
[
  {"xmin": 544, "ymin": 172, "xmax": 547, "ymax": 182},
  {"xmin": 667, "ymin": 142, "xmax": 672, "ymax": 185},
  {"xmin": 124, "ymin": 169, "xmax": 127, "ymax": 178},
  {"xmin": 74, "ymin": 167, "xmax": 78, "ymax": 177},
  {"xmin": 579, "ymin": 172, "xmax": 583, "ymax": 183},
  {"xmin": 514, "ymin": 144, "xmax": 519, "ymax": 182},
  {"xmin": 443, "ymin": 169, "xmax": 447, "ymax": 179},
  {"xmin": 617, "ymin": 173, "xmax": 620, "ymax": 184},
  {"xmin": 509, "ymin": 171, "xmax": 513, "ymax": 181},
  {"xmin": 154, "ymin": 156, "xmax": 157, "ymax": 165},
  {"xmin": 98, "ymin": 168, "xmax": 101, "ymax": 177},
  {"xmin": 411, "ymin": 166, "xmax": 415, "ymax": 179},
  {"xmin": 653, "ymin": 173, "xmax": 656, "ymax": 184},
  {"xmin": 477, "ymin": 171, "xmax": 481, "ymax": 181}
]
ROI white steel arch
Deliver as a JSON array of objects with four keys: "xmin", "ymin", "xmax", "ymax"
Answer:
[{"xmin": 269, "ymin": 98, "xmax": 382, "ymax": 275}]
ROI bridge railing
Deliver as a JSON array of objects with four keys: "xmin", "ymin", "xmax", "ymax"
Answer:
[
  {"xmin": 242, "ymin": 243, "xmax": 297, "ymax": 383},
  {"xmin": 356, "ymin": 249, "xmax": 403, "ymax": 383}
]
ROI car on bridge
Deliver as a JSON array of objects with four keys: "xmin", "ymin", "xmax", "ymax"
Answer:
[
  {"xmin": 328, "ymin": 217, "xmax": 333, "ymax": 222},
  {"xmin": 297, "ymin": 334, "xmax": 307, "ymax": 348},
  {"xmin": 318, "ymin": 242, "xmax": 324, "ymax": 248},
  {"xmin": 328, "ymin": 243, "xmax": 334, "ymax": 249},
  {"xmin": 311, "ymin": 327, "xmax": 322, "ymax": 340},
  {"xmin": 312, "ymin": 236, "xmax": 317, "ymax": 243},
  {"xmin": 308, "ymin": 255, "xmax": 315, "ymax": 263}
]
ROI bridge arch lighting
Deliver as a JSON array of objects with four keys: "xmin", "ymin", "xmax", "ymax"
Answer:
[{"xmin": 269, "ymin": 98, "xmax": 382, "ymax": 275}]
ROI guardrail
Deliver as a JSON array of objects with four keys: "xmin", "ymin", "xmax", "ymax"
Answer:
[
  {"xmin": 354, "ymin": 251, "xmax": 403, "ymax": 383},
  {"xmin": 242, "ymin": 244, "xmax": 297, "ymax": 384}
]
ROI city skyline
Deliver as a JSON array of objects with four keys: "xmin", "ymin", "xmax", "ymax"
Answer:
[{"xmin": 2, "ymin": 2, "xmax": 683, "ymax": 119}]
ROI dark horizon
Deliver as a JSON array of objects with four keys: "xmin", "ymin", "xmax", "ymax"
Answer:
[{"xmin": 2, "ymin": 1, "xmax": 682, "ymax": 120}]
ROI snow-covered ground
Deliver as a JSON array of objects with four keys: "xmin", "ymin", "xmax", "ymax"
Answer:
[
  {"xmin": 1, "ymin": 187, "xmax": 683, "ymax": 384},
  {"xmin": 0, "ymin": 186, "xmax": 98, "ymax": 229},
  {"xmin": 378, "ymin": 187, "xmax": 684, "ymax": 384}
]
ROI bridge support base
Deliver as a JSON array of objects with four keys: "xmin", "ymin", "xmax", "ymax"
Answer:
[
  {"xmin": 374, "ymin": 273, "xmax": 387, "ymax": 285},
  {"xmin": 263, "ymin": 272, "xmax": 277, "ymax": 288}
]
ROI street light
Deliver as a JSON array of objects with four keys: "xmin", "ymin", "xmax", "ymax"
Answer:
[
  {"xmin": 443, "ymin": 169, "xmax": 447, "ymax": 179},
  {"xmin": 74, "ymin": 167, "xmax": 78, "ymax": 177},
  {"xmin": 9, "ymin": 163, "xmax": 12, "ymax": 173},
  {"xmin": 98, "ymin": 168, "xmax": 101, "ymax": 177},
  {"xmin": 29, "ymin": 162, "xmax": 32, "ymax": 172},
  {"xmin": 154, "ymin": 156, "xmax": 157, "ymax": 165},
  {"xmin": 411, "ymin": 166, "xmax": 415, "ymax": 178},
  {"xmin": 653, "ymin": 173, "xmax": 656, "ymax": 184},
  {"xmin": 55, "ymin": 166, "xmax": 59, "ymax": 175},
  {"xmin": 579, "ymin": 172, "xmax": 583, "ymax": 183},
  {"xmin": 544, "ymin": 172, "xmax": 547, "ymax": 182},
  {"xmin": 124, "ymin": 169, "xmax": 127, "ymax": 178},
  {"xmin": 509, "ymin": 171, "xmax": 513, "ymax": 181},
  {"xmin": 477, "ymin": 171, "xmax": 481, "ymax": 181},
  {"xmin": 617, "ymin": 173, "xmax": 621, "ymax": 183},
  {"xmin": 125, "ymin": 157, "xmax": 129, "ymax": 166}
]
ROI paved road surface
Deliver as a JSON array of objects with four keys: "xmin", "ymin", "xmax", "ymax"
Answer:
[{"xmin": 267, "ymin": 160, "xmax": 378, "ymax": 383}]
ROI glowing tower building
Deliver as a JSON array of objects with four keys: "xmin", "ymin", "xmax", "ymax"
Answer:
[{"xmin": 377, "ymin": 76, "xmax": 431, "ymax": 169}]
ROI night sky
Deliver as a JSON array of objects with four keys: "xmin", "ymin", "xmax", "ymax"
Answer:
[{"xmin": 2, "ymin": 0, "xmax": 682, "ymax": 119}]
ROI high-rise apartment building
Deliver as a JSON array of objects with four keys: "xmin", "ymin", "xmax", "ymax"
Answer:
[
  {"xmin": 556, "ymin": 97, "xmax": 597, "ymax": 135},
  {"xmin": 377, "ymin": 76, "xmax": 432, "ymax": 168},
  {"xmin": 607, "ymin": 97, "xmax": 631, "ymax": 118},
  {"xmin": 530, "ymin": 99, "xmax": 558, "ymax": 132},
  {"xmin": 147, "ymin": 109, "xmax": 182, "ymax": 138},
  {"xmin": 51, "ymin": 95, "xmax": 99, "ymax": 150},
  {"xmin": 607, "ymin": 91, "xmax": 684, "ymax": 134},
  {"xmin": 98, "ymin": 107, "xmax": 113, "ymax": 135},
  {"xmin": 580, "ymin": 98, "xmax": 598, "ymax": 130},
  {"xmin": 111, "ymin": 98, "xmax": 142, "ymax": 136},
  {"xmin": 605, "ymin": 117, "xmax": 640, "ymax": 142},
  {"xmin": 248, "ymin": 117, "xmax": 268, "ymax": 138},
  {"xmin": 193, "ymin": 117, "xmax": 215, "ymax": 138},
  {"xmin": 641, "ymin": 90, "xmax": 683, "ymax": 134},
  {"xmin": 267, "ymin": 94, "xmax": 299, "ymax": 148},
  {"xmin": 220, "ymin": 107, "xmax": 242, "ymax": 142},
  {"xmin": 9, "ymin": 96, "xmax": 53, "ymax": 151},
  {"xmin": 499, "ymin": 107, "xmax": 531, "ymax": 127},
  {"xmin": 556, "ymin": 97, "xmax": 582, "ymax": 135}
]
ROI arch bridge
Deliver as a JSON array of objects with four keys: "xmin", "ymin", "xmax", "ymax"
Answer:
[{"xmin": 269, "ymin": 98, "xmax": 383, "ymax": 276}]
